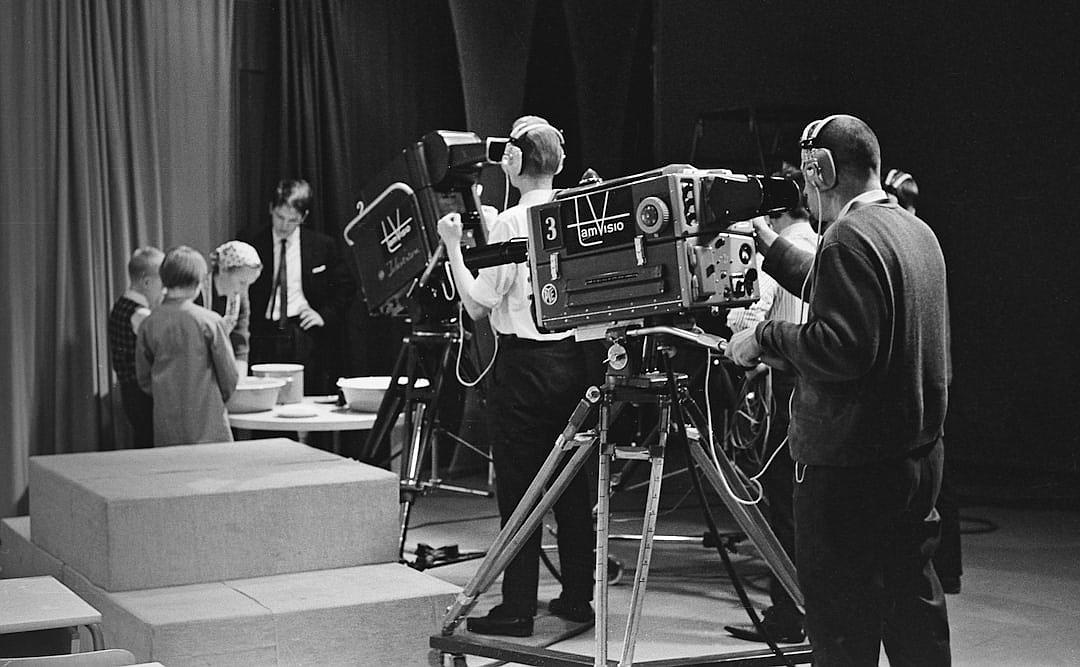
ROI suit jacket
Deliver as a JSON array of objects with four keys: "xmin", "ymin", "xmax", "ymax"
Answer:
[{"xmin": 242, "ymin": 225, "xmax": 353, "ymax": 332}]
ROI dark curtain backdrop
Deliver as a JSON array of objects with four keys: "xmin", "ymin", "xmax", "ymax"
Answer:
[
  {"xmin": 235, "ymin": 0, "xmax": 467, "ymax": 377},
  {"xmin": 654, "ymin": 1, "xmax": 1080, "ymax": 471},
  {"xmin": 449, "ymin": 0, "xmax": 650, "ymax": 205},
  {"xmin": 0, "ymin": 0, "xmax": 234, "ymax": 517}
]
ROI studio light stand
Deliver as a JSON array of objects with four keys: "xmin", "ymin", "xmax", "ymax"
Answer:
[
  {"xmin": 362, "ymin": 325, "xmax": 493, "ymax": 571},
  {"xmin": 430, "ymin": 325, "xmax": 811, "ymax": 667}
]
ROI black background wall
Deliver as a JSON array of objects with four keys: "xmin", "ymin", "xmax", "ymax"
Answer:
[
  {"xmin": 654, "ymin": 1, "xmax": 1080, "ymax": 472},
  {"xmin": 233, "ymin": 0, "xmax": 1079, "ymax": 474}
]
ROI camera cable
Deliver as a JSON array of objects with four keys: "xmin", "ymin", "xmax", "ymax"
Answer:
[
  {"xmin": 453, "ymin": 302, "xmax": 498, "ymax": 388},
  {"xmin": 664, "ymin": 355, "xmax": 797, "ymax": 667},
  {"xmin": 702, "ymin": 348, "xmax": 764, "ymax": 505}
]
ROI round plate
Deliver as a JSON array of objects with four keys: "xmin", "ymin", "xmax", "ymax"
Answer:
[
  {"xmin": 310, "ymin": 395, "xmax": 340, "ymax": 404},
  {"xmin": 275, "ymin": 405, "xmax": 319, "ymax": 418}
]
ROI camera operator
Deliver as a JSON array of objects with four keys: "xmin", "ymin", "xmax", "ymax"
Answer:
[
  {"xmin": 437, "ymin": 116, "xmax": 594, "ymax": 637},
  {"xmin": 722, "ymin": 163, "xmax": 817, "ymax": 645},
  {"xmin": 726, "ymin": 115, "xmax": 951, "ymax": 665}
]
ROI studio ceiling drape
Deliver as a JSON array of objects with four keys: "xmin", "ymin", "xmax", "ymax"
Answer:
[{"xmin": 0, "ymin": 0, "xmax": 234, "ymax": 517}]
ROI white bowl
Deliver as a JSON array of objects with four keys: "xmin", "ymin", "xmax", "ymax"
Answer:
[
  {"xmin": 227, "ymin": 377, "xmax": 287, "ymax": 413},
  {"xmin": 250, "ymin": 363, "xmax": 304, "ymax": 404},
  {"xmin": 337, "ymin": 376, "xmax": 430, "ymax": 412}
]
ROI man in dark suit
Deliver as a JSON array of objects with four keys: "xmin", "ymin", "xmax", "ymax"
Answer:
[{"xmin": 243, "ymin": 179, "xmax": 352, "ymax": 395}]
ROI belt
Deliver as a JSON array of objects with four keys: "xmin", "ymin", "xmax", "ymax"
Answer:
[{"xmin": 497, "ymin": 333, "xmax": 569, "ymax": 347}]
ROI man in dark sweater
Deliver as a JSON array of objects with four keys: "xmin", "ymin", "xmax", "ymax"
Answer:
[{"xmin": 726, "ymin": 115, "xmax": 951, "ymax": 665}]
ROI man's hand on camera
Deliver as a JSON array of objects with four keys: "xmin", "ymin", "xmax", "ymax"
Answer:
[
  {"xmin": 725, "ymin": 327, "xmax": 762, "ymax": 368},
  {"xmin": 437, "ymin": 212, "xmax": 464, "ymax": 248}
]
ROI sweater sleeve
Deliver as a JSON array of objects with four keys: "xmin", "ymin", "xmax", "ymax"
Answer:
[
  {"xmin": 230, "ymin": 292, "xmax": 251, "ymax": 361},
  {"xmin": 756, "ymin": 240, "xmax": 885, "ymax": 382},
  {"xmin": 761, "ymin": 235, "xmax": 816, "ymax": 297},
  {"xmin": 208, "ymin": 317, "xmax": 240, "ymax": 401}
]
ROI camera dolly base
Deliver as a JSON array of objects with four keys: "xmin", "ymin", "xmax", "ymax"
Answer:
[{"xmin": 432, "ymin": 335, "xmax": 810, "ymax": 666}]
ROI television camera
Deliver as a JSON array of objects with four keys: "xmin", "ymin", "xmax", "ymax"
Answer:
[
  {"xmin": 343, "ymin": 130, "xmax": 489, "ymax": 323},
  {"xmin": 526, "ymin": 164, "xmax": 798, "ymax": 337}
]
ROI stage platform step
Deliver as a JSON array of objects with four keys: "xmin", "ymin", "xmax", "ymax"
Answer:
[
  {"xmin": 28, "ymin": 439, "xmax": 399, "ymax": 591},
  {"xmin": 2, "ymin": 517, "xmax": 460, "ymax": 666}
]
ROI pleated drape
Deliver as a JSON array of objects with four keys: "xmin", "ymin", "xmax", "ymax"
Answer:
[{"xmin": 0, "ymin": 0, "xmax": 233, "ymax": 516}]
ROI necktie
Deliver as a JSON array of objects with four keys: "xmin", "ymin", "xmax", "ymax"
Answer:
[{"xmin": 275, "ymin": 238, "xmax": 288, "ymax": 329}]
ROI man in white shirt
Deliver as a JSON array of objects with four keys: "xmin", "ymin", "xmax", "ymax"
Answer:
[
  {"xmin": 724, "ymin": 165, "xmax": 817, "ymax": 644},
  {"xmin": 438, "ymin": 116, "xmax": 594, "ymax": 637}
]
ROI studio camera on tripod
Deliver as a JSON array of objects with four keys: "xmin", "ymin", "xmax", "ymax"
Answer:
[{"xmin": 343, "ymin": 129, "xmax": 492, "ymax": 324}]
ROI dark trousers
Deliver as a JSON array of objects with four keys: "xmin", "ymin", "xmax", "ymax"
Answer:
[
  {"xmin": 794, "ymin": 439, "xmax": 950, "ymax": 666},
  {"xmin": 250, "ymin": 318, "xmax": 332, "ymax": 395},
  {"xmin": 933, "ymin": 456, "xmax": 962, "ymax": 582},
  {"xmin": 119, "ymin": 381, "xmax": 154, "ymax": 448},
  {"xmin": 761, "ymin": 372, "xmax": 799, "ymax": 620},
  {"xmin": 487, "ymin": 337, "xmax": 594, "ymax": 616}
]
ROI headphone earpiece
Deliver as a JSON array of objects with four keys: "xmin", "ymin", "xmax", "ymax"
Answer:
[{"xmin": 800, "ymin": 115, "xmax": 841, "ymax": 191}]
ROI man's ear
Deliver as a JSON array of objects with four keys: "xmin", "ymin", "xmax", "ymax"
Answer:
[
  {"xmin": 555, "ymin": 153, "xmax": 565, "ymax": 175},
  {"xmin": 504, "ymin": 145, "xmax": 522, "ymax": 175}
]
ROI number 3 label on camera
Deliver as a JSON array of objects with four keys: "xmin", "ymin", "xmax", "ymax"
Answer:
[{"xmin": 541, "ymin": 213, "xmax": 563, "ymax": 251}]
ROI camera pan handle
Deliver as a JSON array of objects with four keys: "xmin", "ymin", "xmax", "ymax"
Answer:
[{"xmin": 625, "ymin": 325, "xmax": 727, "ymax": 352}]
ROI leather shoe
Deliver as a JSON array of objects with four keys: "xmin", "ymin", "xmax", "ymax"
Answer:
[
  {"xmin": 548, "ymin": 596, "xmax": 594, "ymax": 623},
  {"xmin": 724, "ymin": 608, "xmax": 804, "ymax": 644},
  {"xmin": 466, "ymin": 605, "xmax": 534, "ymax": 637}
]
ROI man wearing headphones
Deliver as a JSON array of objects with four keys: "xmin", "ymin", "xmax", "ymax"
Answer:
[
  {"xmin": 437, "ymin": 116, "xmax": 594, "ymax": 637},
  {"xmin": 726, "ymin": 115, "xmax": 951, "ymax": 664}
]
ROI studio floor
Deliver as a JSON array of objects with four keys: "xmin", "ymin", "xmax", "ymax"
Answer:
[{"xmin": 406, "ymin": 466, "xmax": 1080, "ymax": 666}]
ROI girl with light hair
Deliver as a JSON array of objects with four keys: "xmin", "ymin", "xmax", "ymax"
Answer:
[{"xmin": 198, "ymin": 240, "xmax": 263, "ymax": 375}]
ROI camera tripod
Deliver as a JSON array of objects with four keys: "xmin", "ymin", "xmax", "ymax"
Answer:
[
  {"xmin": 362, "ymin": 325, "xmax": 493, "ymax": 570},
  {"xmin": 431, "ymin": 325, "xmax": 811, "ymax": 667}
]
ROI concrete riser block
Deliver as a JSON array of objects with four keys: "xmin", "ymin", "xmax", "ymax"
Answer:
[
  {"xmin": 0, "ymin": 516, "xmax": 63, "ymax": 580},
  {"xmin": 62, "ymin": 560, "xmax": 459, "ymax": 666},
  {"xmin": 29, "ymin": 440, "xmax": 400, "ymax": 591}
]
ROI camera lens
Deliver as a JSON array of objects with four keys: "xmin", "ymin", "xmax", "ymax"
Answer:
[{"xmin": 635, "ymin": 196, "xmax": 670, "ymax": 234}]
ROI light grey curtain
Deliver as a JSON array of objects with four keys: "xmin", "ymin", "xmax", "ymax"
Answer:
[{"xmin": 0, "ymin": 0, "xmax": 234, "ymax": 517}]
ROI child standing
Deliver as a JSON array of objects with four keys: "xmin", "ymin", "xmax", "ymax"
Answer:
[
  {"xmin": 136, "ymin": 246, "xmax": 240, "ymax": 446},
  {"xmin": 108, "ymin": 247, "xmax": 165, "ymax": 448}
]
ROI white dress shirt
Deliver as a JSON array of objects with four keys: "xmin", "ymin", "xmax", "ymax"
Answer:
[
  {"xmin": 266, "ymin": 227, "xmax": 312, "ymax": 320},
  {"xmin": 469, "ymin": 189, "xmax": 572, "ymax": 341}
]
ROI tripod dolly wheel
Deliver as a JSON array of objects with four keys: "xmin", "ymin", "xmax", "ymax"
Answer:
[
  {"xmin": 607, "ymin": 555, "xmax": 624, "ymax": 585},
  {"xmin": 438, "ymin": 651, "xmax": 467, "ymax": 667}
]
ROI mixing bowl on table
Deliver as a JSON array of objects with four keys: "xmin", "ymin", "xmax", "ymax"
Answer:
[
  {"xmin": 337, "ymin": 376, "xmax": 431, "ymax": 412},
  {"xmin": 226, "ymin": 377, "xmax": 287, "ymax": 413}
]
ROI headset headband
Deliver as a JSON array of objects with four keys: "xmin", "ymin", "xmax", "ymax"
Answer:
[
  {"xmin": 884, "ymin": 168, "xmax": 913, "ymax": 192},
  {"xmin": 510, "ymin": 121, "xmax": 565, "ymax": 145},
  {"xmin": 800, "ymin": 114, "xmax": 842, "ymax": 149}
]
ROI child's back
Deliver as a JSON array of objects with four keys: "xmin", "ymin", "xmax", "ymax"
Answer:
[{"xmin": 136, "ymin": 248, "xmax": 239, "ymax": 447}]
